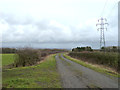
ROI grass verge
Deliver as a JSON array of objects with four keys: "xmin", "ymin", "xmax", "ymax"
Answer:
[
  {"xmin": 69, "ymin": 52, "xmax": 118, "ymax": 69},
  {"xmin": 2, "ymin": 54, "xmax": 62, "ymax": 88},
  {"xmin": 63, "ymin": 53, "xmax": 120, "ymax": 77},
  {"xmin": 2, "ymin": 54, "xmax": 15, "ymax": 66}
]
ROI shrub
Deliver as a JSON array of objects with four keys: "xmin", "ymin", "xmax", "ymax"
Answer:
[
  {"xmin": 14, "ymin": 48, "xmax": 68, "ymax": 67},
  {"xmin": 14, "ymin": 48, "xmax": 41, "ymax": 67}
]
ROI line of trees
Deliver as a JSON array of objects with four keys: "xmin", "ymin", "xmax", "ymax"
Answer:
[
  {"xmin": 101, "ymin": 46, "xmax": 118, "ymax": 52},
  {"xmin": 72, "ymin": 46, "xmax": 93, "ymax": 52},
  {"xmin": 1, "ymin": 48, "xmax": 17, "ymax": 53},
  {"xmin": 1, "ymin": 48, "xmax": 68, "ymax": 54},
  {"xmin": 71, "ymin": 46, "xmax": 118, "ymax": 52}
]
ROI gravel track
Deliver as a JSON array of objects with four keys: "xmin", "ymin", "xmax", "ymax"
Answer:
[{"xmin": 55, "ymin": 54, "xmax": 118, "ymax": 88}]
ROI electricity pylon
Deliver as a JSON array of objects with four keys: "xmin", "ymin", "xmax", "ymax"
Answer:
[{"xmin": 96, "ymin": 17, "xmax": 109, "ymax": 50}]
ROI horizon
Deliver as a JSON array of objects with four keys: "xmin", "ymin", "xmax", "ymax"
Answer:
[{"xmin": 1, "ymin": 42, "xmax": 118, "ymax": 50}]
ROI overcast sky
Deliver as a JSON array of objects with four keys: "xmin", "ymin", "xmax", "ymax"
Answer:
[{"xmin": 0, "ymin": 0, "xmax": 119, "ymax": 49}]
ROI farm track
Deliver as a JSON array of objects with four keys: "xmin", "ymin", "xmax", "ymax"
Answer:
[{"xmin": 55, "ymin": 54, "xmax": 118, "ymax": 88}]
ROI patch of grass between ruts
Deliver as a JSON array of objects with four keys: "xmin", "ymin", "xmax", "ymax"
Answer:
[
  {"xmin": 63, "ymin": 53, "xmax": 120, "ymax": 77},
  {"xmin": 2, "ymin": 54, "xmax": 62, "ymax": 88}
]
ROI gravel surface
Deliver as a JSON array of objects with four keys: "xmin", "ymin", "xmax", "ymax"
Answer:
[{"xmin": 55, "ymin": 54, "xmax": 118, "ymax": 88}]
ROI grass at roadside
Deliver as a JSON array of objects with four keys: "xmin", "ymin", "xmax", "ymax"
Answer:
[
  {"xmin": 63, "ymin": 53, "xmax": 120, "ymax": 77},
  {"xmin": 2, "ymin": 54, "xmax": 62, "ymax": 88},
  {"xmin": 2, "ymin": 54, "xmax": 15, "ymax": 66},
  {"xmin": 69, "ymin": 52, "xmax": 118, "ymax": 69}
]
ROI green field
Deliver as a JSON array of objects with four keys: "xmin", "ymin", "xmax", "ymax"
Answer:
[
  {"xmin": 2, "ymin": 54, "xmax": 62, "ymax": 88},
  {"xmin": 2, "ymin": 54, "xmax": 15, "ymax": 66}
]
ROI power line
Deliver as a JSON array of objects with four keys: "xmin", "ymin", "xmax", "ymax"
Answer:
[
  {"xmin": 107, "ymin": 0, "xmax": 118, "ymax": 19},
  {"xmin": 100, "ymin": 0, "xmax": 109, "ymax": 17}
]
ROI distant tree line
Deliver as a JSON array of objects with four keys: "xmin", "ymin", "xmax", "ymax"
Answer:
[
  {"xmin": 72, "ymin": 46, "xmax": 93, "ymax": 52},
  {"xmin": 72, "ymin": 46, "xmax": 118, "ymax": 52},
  {"xmin": 1, "ymin": 48, "xmax": 17, "ymax": 53},
  {"xmin": 1, "ymin": 48, "xmax": 68, "ymax": 54},
  {"xmin": 101, "ymin": 46, "xmax": 118, "ymax": 52}
]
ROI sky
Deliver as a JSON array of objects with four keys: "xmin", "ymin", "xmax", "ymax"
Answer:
[{"xmin": 0, "ymin": 0, "xmax": 119, "ymax": 49}]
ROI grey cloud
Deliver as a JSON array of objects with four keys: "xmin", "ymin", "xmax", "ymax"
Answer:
[
  {"xmin": 1, "ymin": 11, "xmax": 118, "ymax": 47},
  {"xmin": 0, "ymin": 12, "xmax": 33, "ymax": 25}
]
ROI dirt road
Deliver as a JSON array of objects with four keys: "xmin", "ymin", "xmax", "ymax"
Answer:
[{"xmin": 55, "ymin": 54, "xmax": 118, "ymax": 88}]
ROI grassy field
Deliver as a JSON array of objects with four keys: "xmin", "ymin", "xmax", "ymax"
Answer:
[
  {"xmin": 2, "ymin": 54, "xmax": 62, "ymax": 88},
  {"xmin": 2, "ymin": 54, "xmax": 15, "ymax": 66},
  {"xmin": 63, "ymin": 53, "xmax": 120, "ymax": 77}
]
